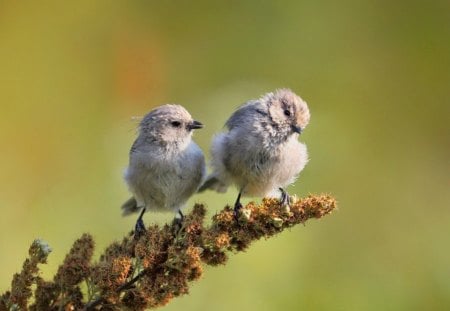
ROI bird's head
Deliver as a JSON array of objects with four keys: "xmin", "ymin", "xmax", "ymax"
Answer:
[
  {"xmin": 139, "ymin": 104, "xmax": 203, "ymax": 148},
  {"xmin": 264, "ymin": 89, "xmax": 310, "ymax": 137}
]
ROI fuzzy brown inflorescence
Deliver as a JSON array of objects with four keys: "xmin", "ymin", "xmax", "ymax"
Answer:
[{"xmin": 0, "ymin": 194, "xmax": 336, "ymax": 311}]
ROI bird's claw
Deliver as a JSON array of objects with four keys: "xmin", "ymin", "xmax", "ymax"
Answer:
[
  {"xmin": 172, "ymin": 217, "xmax": 184, "ymax": 234},
  {"xmin": 279, "ymin": 188, "xmax": 290, "ymax": 207},
  {"xmin": 233, "ymin": 202, "xmax": 243, "ymax": 222},
  {"xmin": 172, "ymin": 210, "xmax": 185, "ymax": 239},
  {"xmin": 133, "ymin": 208, "xmax": 147, "ymax": 240},
  {"xmin": 134, "ymin": 217, "xmax": 146, "ymax": 240}
]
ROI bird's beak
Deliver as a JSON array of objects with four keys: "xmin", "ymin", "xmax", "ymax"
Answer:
[
  {"xmin": 291, "ymin": 125, "xmax": 302, "ymax": 134},
  {"xmin": 187, "ymin": 120, "xmax": 204, "ymax": 130}
]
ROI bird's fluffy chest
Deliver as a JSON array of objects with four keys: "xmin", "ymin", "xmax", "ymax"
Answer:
[
  {"xmin": 131, "ymin": 145, "xmax": 201, "ymax": 187},
  {"xmin": 126, "ymin": 143, "xmax": 204, "ymax": 211},
  {"xmin": 224, "ymin": 133, "xmax": 307, "ymax": 196}
]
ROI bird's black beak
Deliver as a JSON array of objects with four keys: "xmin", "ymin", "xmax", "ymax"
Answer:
[
  {"xmin": 292, "ymin": 125, "xmax": 302, "ymax": 134},
  {"xmin": 187, "ymin": 120, "xmax": 204, "ymax": 130}
]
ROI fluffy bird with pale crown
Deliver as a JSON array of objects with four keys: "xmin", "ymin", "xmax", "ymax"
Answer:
[
  {"xmin": 122, "ymin": 104, "xmax": 205, "ymax": 233},
  {"xmin": 199, "ymin": 89, "xmax": 310, "ymax": 215}
]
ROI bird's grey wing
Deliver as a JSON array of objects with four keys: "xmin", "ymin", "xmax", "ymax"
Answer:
[
  {"xmin": 129, "ymin": 138, "xmax": 140, "ymax": 156},
  {"xmin": 122, "ymin": 139, "xmax": 141, "ymax": 216},
  {"xmin": 225, "ymin": 100, "xmax": 267, "ymax": 130},
  {"xmin": 176, "ymin": 145, "xmax": 206, "ymax": 199},
  {"xmin": 125, "ymin": 142, "xmax": 169, "ymax": 211}
]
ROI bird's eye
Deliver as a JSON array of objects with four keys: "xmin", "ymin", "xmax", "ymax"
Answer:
[
  {"xmin": 171, "ymin": 121, "xmax": 181, "ymax": 127},
  {"xmin": 284, "ymin": 109, "xmax": 291, "ymax": 117}
]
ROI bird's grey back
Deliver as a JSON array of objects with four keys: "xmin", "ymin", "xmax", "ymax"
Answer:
[{"xmin": 225, "ymin": 100, "xmax": 266, "ymax": 130}]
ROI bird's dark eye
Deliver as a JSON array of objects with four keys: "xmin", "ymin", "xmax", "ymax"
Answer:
[
  {"xmin": 171, "ymin": 121, "xmax": 181, "ymax": 127},
  {"xmin": 284, "ymin": 109, "xmax": 291, "ymax": 116}
]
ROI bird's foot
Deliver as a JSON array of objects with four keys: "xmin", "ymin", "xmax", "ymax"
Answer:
[
  {"xmin": 134, "ymin": 219, "xmax": 146, "ymax": 240},
  {"xmin": 172, "ymin": 210, "xmax": 185, "ymax": 239},
  {"xmin": 279, "ymin": 188, "xmax": 291, "ymax": 207},
  {"xmin": 233, "ymin": 202, "xmax": 243, "ymax": 223},
  {"xmin": 133, "ymin": 208, "xmax": 147, "ymax": 240},
  {"xmin": 233, "ymin": 191, "xmax": 244, "ymax": 223}
]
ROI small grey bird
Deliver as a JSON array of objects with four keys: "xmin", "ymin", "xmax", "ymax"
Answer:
[
  {"xmin": 199, "ymin": 89, "xmax": 310, "ymax": 215},
  {"xmin": 122, "ymin": 104, "xmax": 205, "ymax": 232}
]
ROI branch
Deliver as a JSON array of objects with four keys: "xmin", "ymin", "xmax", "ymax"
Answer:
[{"xmin": 0, "ymin": 194, "xmax": 336, "ymax": 311}]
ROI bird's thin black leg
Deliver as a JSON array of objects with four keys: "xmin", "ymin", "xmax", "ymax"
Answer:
[
  {"xmin": 279, "ymin": 187, "xmax": 290, "ymax": 206},
  {"xmin": 178, "ymin": 209, "xmax": 185, "ymax": 221},
  {"xmin": 233, "ymin": 190, "xmax": 243, "ymax": 221},
  {"xmin": 172, "ymin": 209, "xmax": 185, "ymax": 234},
  {"xmin": 134, "ymin": 207, "xmax": 147, "ymax": 239}
]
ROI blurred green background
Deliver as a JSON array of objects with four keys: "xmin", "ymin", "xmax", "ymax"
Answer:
[{"xmin": 1, "ymin": 1, "xmax": 449, "ymax": 310}]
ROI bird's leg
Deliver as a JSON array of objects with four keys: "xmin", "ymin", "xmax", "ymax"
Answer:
[
  {"xmin": 172, "ymin": 209, "xmax": 185, "ymax": 235},
  {"xmin": 233, "ymin": 190, "xmax": 243, "ymax": 221},
  {"xmin": 134, "ymin": 207, "xmax": 147, "ymax": 240},
  {"xmin": 178, "ymin": 209, "xmax": 184, "ymax": 220},
  {"xmin": 279, "ymin": 187, "xmax": 290, "ymax": 207}
]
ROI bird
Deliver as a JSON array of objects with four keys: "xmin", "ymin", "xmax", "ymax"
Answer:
[
  {"xmin": 122, "ymin": 104, "xmax": 205, "ymax": 234},
  {"xmin": 199, "ymin": 89, "xmax": 310, "ymax": 216}
]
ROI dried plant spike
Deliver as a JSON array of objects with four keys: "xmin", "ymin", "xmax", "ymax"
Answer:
[
  {"xmin": 54, "ymin": 233, "xmax": 95, "ymax": 289},
  {"xmin": 2, "ymin": 239, "xmax": 52, "ymax": 310},
  {"xmin": 29, "ymin": 239, "xmax": 53, "ymax": 264},
  {"xmin": 1, "ymin": 194, "xmax": 336, "ymax": 310}
]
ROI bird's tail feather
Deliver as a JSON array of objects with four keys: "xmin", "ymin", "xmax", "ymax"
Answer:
[
  {"xmin": 121, "ymin": 197, "xmax": 141, "ymax": 216},
  {"xmin": 198, "ymin": 175, "xmax": 229, "ymax": 193}
]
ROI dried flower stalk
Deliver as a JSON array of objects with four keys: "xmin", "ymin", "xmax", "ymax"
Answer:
[{"xmin": 0, "ymin": 194, "xmax": 336, "ymax": 310}]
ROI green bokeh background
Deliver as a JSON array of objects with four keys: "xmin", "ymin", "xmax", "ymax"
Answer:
[{"xmin": 1, "ymin": 1, "xmax": 449, "ymax": 310}]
